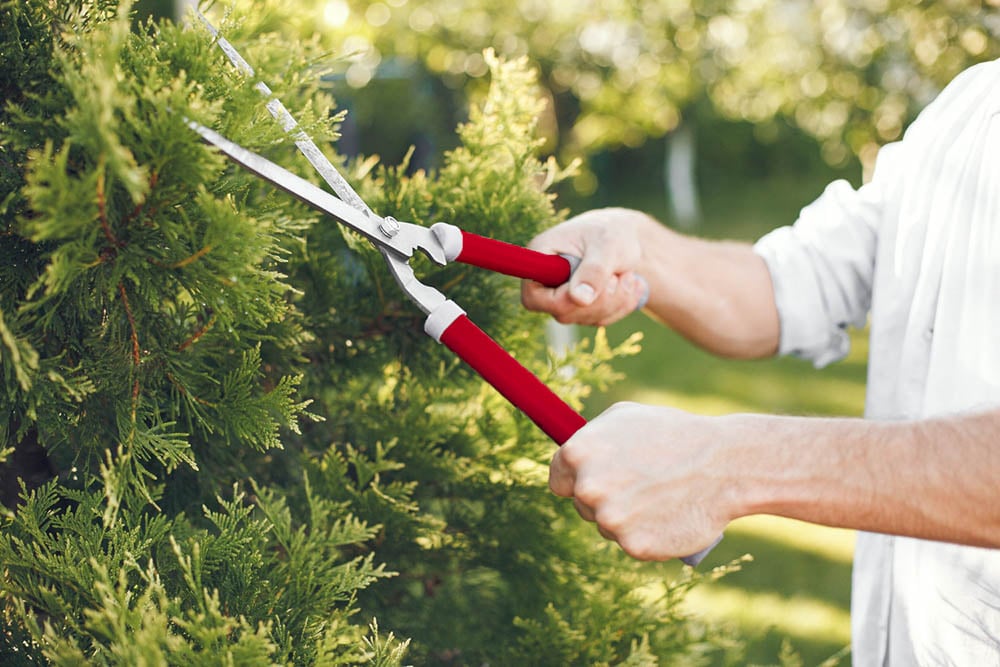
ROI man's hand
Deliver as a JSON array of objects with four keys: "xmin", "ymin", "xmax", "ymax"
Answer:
[
  {"xmin": 521, "ymin": 207, "xmax": 650, "ymax": 327},
  {"xmin": 550, "ymin": 402, "xmax": 735, "ymax": 560},
  {"xmin": 522, "ymin": 207, "xmax": 781, "ymax": 359}
]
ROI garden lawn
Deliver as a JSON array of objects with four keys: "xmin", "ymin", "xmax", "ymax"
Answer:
[{"xmin": 576, "ymin": 160, "xmax": 868, "ymax": 665}]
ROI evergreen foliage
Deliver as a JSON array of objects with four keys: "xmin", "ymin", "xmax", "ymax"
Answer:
[{"xmin": 1, "ymin": 1, "xmax": 742, "ymax": 663}]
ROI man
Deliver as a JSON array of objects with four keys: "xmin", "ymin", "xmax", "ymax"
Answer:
[{"xmin": 521, "ymin": 60, "xmax": 1000, "ymax": 665}]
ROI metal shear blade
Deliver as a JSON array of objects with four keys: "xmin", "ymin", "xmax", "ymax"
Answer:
[{"xmin": 186, "ymin": 120, "xmax": 447, "ymax": 269}]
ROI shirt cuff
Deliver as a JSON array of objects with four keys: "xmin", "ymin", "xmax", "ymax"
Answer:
[{"xmin": 754, "ymin": 227, "xmax": 852, "ymax": 369}]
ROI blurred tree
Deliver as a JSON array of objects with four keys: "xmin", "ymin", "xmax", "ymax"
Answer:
[
  {"xmin": 702, "ymin": 0, "xmax": 1000, "ymax": 172},
  {"xmin": 285, "ymin": 0, "xmax": 998, "ymax": 179},
  {"xmin": 295, "ymin": 0, "xmax": 706, "ymax": 190}
]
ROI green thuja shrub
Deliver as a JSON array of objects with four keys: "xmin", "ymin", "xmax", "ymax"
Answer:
[{"xmin": 1, "ymin": 1, "xmax": 742, "ymax": 664}]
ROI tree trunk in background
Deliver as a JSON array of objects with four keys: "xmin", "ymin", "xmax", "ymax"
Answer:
[
  {"xmin": 174, "ymin": 0, "xmax": 195, "ymax": 19},
  {"xmin": 665, "ymin": 120, "xmax": 702, "ymax": 229},
  {"xmin": 547, "ymin": 320, "xmax": 577, "ymax": 377}
]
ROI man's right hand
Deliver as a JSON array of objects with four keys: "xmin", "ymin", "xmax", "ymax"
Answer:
[{"xmin": 521, "ymin": 207, "xmax": 653, "ymax": 327}]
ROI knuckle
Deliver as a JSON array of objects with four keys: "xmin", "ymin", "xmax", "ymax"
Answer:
[
  {"xmin": 590, "ymin": 298, "xmax": 627, "ymax": 326},
  {"xmin": 549, "ymin": 480, "xmax": 571, "ymax": 498},
  {"xmin": 559, "ymin": 312, "xmax": 602, "ymax": 327},
  {"xmin": 548, "ymin": 454, "xmax": 572, "ymax": 497},
  {"xmin": 526, "ymin": 228, "xmax": 552, "ymax": 252},
  {"xmin": 548, "ymin": 295, "xmax": 582, "ymax": 324},
  {"xmin": 520, "ymin": 289, "xmax": 537, "ymax": 310},
  {"xmin": 548, "ymin": 479, "xmax": 572, "ymax": 499},
  {"xmin": 594, "ymin": 506, "xmax": 625, "ymax": 534},
  {"xmin": 585, "ymin": 218, "xmax": 612, "ymax": 243},
  {"xmin": 587, "ymin": 308, "xmax": 613, "ymax": 327},
  {"xmin": 558, "ymin": 441, "xmax": 586, "ymax": 468},
  {"xmin": 617, "ymin": 532, "xmax": 655, "ymax": 561},
  {"xmin": 572, "ymin": 497, "xmax": 595, "ymax": 522},
  {"xmin": 573, "ymin": 265, "xmax": 611, "ymax": 292},
  {"xmin": 573, "ymin": 479, "xmax": 605, "ymax": 508},
  {"xmin": 599, "ymin": 295, "xmax": 640, "ymax": 326}
]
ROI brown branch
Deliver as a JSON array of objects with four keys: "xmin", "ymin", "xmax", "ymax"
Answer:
[
  {"xmin": 148, "ymin": 245, "xmax": 214, "ymax": 270},
  {"xmin": 122, "ymin": 170, "xmax": 159, "ymax": 227},
  {"xmin": 166, "ymin": 372, "xmax": 217, "ymax": 408},
  {"xmin": 178, "ymin": 312, "xmax": 216, "ymax": 352},
  {"xmin": 96, "ymin": 167, "xmax": 123, "ymax": 249},
  {"xmin": 123, "ymin": 199, "xmax": 143, "ymax": 227},
  {"xmin": 170, "ymin": 245, "xmax": 213, "ymax": 269},
  {"xmin": 118, "ymin": 282, "xmax": 141, "ymax": 439},
  {"xmin": 374, "ymin": 272, "xmax": 386, "ymax": 308},
  {"xmin": 118, "ymin": 283, "xmax": 141, "ymax": 367},
  {"xmin": 439, "ymin": 272, "xmax": 468, "ymax": 293}
]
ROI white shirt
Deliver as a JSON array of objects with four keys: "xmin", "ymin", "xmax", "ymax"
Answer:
[{"xmin": 753, "ymin": 59, "xmax": 1000, "ymax": 666}]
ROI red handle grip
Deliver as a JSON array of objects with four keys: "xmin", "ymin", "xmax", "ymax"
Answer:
[
  {"xmin": 438, "ymin": 314, "xmax": 585, "ymax": 444},
  {"xmin": 456, "ymin": 231, "xmax": 573, "ymax": 287}
]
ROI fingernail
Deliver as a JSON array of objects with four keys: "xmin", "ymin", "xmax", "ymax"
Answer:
[{"xmin": 571, "ymin": 282, "xmax": 596, "ymax": 305}]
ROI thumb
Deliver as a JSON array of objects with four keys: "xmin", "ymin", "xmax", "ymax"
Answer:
[{"xmin": 567, "ymin": 252, "xmax": 614, "ymax": 306}]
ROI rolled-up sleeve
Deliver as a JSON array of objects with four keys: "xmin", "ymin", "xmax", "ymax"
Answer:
[{"xmin": 753, "ymin": 160, "xmax": 889, "ymax": 367}]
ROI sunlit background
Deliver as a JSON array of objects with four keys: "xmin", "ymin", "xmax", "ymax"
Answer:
[
  {"xmin": 138, "ymin": 0, "xmax": 999, "ymax": 662},
  {"xmin": 297, "ymin": 0, "xmax": 999, "ymax": 180}
]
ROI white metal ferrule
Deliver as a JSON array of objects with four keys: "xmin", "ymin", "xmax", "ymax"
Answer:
[
  {"xmin": 430, "ymin": 222, "xmax": 464, "ymax": 262},
  {"xmin": 424, "ymin": 300, "xmax": 466, "ymax": 342}
]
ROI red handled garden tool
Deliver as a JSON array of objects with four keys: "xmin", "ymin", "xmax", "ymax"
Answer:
[{"xmin": 190, "ymin": 14, "xmax": 718, "ymax": 566}]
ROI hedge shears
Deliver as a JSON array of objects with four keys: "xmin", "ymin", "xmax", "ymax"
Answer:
[{"xmin": 190, "ymin": 14, "xmax": 717, "ymax": 566}]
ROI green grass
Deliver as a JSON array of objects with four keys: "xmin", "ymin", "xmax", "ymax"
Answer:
[{"xmin": 572, "ymin": 162, "xmax": 867, "ymax": 665}]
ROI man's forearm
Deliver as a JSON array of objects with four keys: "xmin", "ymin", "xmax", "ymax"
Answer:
[
  {"xmin": 551, "ymin": 403, "xmax": 1000, "ymax": 561},
  {"xmin": 633, "ymin": 217, "xmax": 780, "ymax": 359},
  {"xmin": 734, "ymin": 409, "xmax": 1000, "ymax": 548}
]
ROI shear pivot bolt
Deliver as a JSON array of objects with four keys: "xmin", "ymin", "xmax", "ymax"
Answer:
[{"xmin": 379, "ymin": 216, "xmax": 400, "ymax": 238}]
